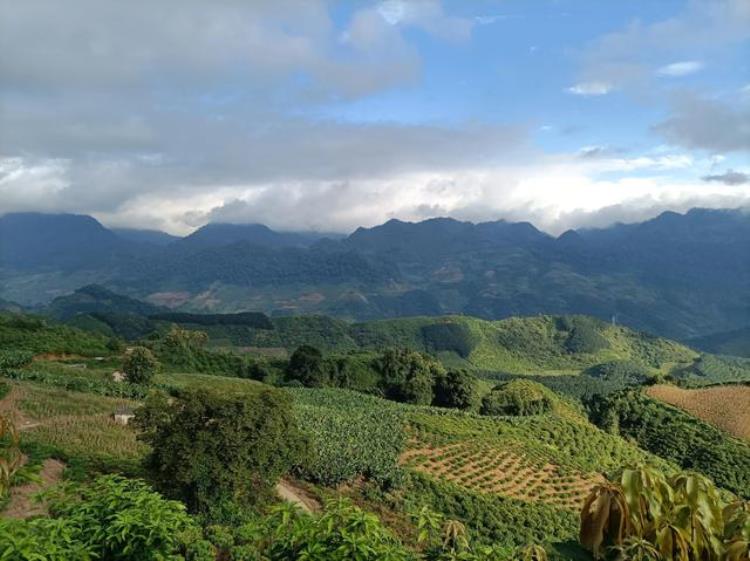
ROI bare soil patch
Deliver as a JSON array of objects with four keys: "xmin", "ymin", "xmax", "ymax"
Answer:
[
  {"xmin": 3, "ymin": 458, "xmax": 65, "ymax": 519},
  {"xmin": 276, "ymin": 478, "xmax": 321, "ymax": 513}
]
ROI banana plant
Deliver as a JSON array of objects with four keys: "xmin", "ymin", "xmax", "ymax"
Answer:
[
  {"xmin": 723, "ymin": 502, "xmax": 750, "ymax": 561},
  {"xmin": 580, "ymin": 465, "xmax": 750, "ymax": 561},
  {"xmin": 580, "ymin": 482, "xmax": 631, "ymax": 558}
]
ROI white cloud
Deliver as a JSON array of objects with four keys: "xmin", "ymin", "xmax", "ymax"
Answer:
[
  {"xmin": 573, "ymin": 0, "xmax": 749, "ymax": 93},
  {"xmin": 376, "ymin": 0, "xmax": 472, "ymax": 40},
  {"xmin": 566, "ymin": 82, "xmax": 613, "ymax": 96},
  {"xmin": 656, "ymin": 60, "xmax": 704, "ymax": 77}
]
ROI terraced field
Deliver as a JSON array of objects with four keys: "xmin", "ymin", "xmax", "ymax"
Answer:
[
  {"xmin": 647, "ymin": 384, "xmax": 750, "ymax": 441},
  {"xmin": 399, "ymin": 400, "xmax": 669, "ymax": 512},
  {"xmin": 400, "ymin": 440, "xmax": 602, "ymax": 509}
]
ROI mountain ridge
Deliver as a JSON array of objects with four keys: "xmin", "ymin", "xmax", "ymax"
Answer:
[{"xmin": 1, "ymin": 209, "xmax": 749, "ymax": 340}]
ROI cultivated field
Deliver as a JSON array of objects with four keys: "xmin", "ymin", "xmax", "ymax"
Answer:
[{"xmin": 647, "ymin": 384, "xmax": 750, "ymax": 441}]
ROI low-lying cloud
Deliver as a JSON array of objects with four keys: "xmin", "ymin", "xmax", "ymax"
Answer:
[{"xmin": 702, "ymin": 169, "xmax": 749, "ymax": 185}]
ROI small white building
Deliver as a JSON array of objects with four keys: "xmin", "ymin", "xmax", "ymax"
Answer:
[{"xmin": 112, "ymin": 406, "xmax": 135, "ymax": 426}]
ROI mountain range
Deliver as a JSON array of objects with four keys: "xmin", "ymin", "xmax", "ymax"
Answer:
[{"xmin": 1, "ymin": 209, "xmax": 749, "ymax": 341}]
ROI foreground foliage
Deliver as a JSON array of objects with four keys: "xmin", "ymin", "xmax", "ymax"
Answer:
[
  {"xmin": 579, "ymin": 465, "xmax": 750, "ymax": 561},
  {"xmin": 0, "ymin": 475, "xmax": 195, "ymax": 560}
]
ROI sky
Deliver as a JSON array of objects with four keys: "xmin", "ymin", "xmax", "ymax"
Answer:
[{"xmin": 0, "ymin": 0, "xmax": 749, "ymax": 235}]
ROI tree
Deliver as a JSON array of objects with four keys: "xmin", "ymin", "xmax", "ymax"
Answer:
[
  {"xmin": 375, "ymin": 348, "xmax": 444, "ymax": 405},
  {"xmin": 433, "ymin": 369, "xmax": 479, "ymax": 410},
  {"xmin": 122, "ymin": 346, "xmax": 158, "ymax": 385},
  {"xmin": 286, "ymin": 345, "xmax": 327, "ymax": 387},
  {"xmin": 105, "ymin": 336, "xmax": 124, "ymax": 353},
  {"xmin": 135, "ymin": 388, "xmax": 308, "ymax": 518}
]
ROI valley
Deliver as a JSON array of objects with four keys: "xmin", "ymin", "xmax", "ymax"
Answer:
[{"xmin": 0, "ymin": 294, "xmax": 749, "ymax": 559}]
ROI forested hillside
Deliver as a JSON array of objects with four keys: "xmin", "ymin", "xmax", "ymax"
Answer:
[{"xmin": 2, "ymin": 208, "xmax": 750, "ymax": 340}]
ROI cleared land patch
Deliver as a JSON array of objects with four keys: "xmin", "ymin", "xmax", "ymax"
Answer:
[{"xmin": 647, "ymin": 384, "xmax": 750, "ymax": 441}]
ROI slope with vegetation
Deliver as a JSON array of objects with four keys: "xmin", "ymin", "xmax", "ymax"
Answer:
[{"xmin": 1, "ymin": 307, "xmax": 749, "ymax": 560}]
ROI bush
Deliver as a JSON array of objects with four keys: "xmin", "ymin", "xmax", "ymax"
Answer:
[
  {"xmin": 123, "ymin": 346, "xmax": 158, "ymax": 384},
  {"xmin": 481, "ymin": 380, "xmax": 554, "ymax": 416},
  {"xmin": 238, "ymin": 499, "xmax": 413, "ymax": 561},
  {"xmin": 0, "ymin": 517, "xmax": 95, "ymax": 560},
  {"xmin": 433, "ymin": 369, "xmax": 479, "ymax": 410},
  {"xmin": 286, "ymin": 345, "xmax": 327, "ymax": 387},
  {"xmin": 136, "ymin": 387, "xmax": 308, "ymax": 516}
]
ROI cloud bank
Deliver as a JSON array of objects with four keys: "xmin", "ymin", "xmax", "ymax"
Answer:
[{"xmin": 0, "ymin": 0, "xmax": 749, "ymax": 235}]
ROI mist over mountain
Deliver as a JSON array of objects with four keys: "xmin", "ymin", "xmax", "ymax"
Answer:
[{"xmin": 1, "ymin": 209, "xmax": 748, "ymax": 340}]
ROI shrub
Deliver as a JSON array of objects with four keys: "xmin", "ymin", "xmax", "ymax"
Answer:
[
  {"xmin": 0, "ymin": 517, "xmax": 95, "ymax": 560},
  {"xmin": 56, "ymin": 476, "xmax": 194, "ymax": 559},
  {"xmin": 244, "ymin": 499, "xmax": 413, "ymax": 560},
  {"xmin": 136, "ymin": 387, "xmax": 308, "ymax": 516},
  {"xmin": 481, "ymin": 380, "xmax": 554, "ymax": 416},
  {"xmin": 122, "ymin": 346, "xmax": 158, "ymax": 385}
]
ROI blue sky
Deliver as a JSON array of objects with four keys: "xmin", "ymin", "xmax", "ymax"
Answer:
[{"xmin": 0, "ymin": 0, "xmax": 748, "ymax": 234}]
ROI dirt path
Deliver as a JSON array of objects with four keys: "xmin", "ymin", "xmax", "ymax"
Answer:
[
  {"xmin": 276, "ymin": 479, "xmax": 321, "ymax": 513},
  {"xmin": 3, "ymin": 458, "xmax": 66, "ymax": 519}
]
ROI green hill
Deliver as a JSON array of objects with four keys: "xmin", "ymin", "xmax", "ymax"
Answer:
[
  {"xmin": 214, "ymin": 313, "xmax": 697, "ymax": 375},
  {"xmin": 0, "ymin": 312, "xmax": 109, "ymax": 357},
  {"xmin": 46, "ymin": 284, "xmax": 164, "ymax": 321}
]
